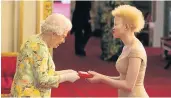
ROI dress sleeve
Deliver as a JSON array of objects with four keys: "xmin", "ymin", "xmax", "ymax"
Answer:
[
  {"xmin": 128, "ymin": 48, "xmax": 147, "ymax": 65},
  {"xmin": 30, "ymin": 42, "xmax": 60, "ymax": 88}
]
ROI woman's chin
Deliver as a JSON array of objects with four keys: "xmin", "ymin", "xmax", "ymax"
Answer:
[
  {"xmin": 113, "ymin": 34, "xmax": 119, "ymax": 38},
  {"xmin": 53, "ymin": 45, "xmax": 59, "ymax": 48}
]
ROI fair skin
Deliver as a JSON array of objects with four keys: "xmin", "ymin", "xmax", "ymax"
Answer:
[
  {"xmin": 87, "ymin": 16, "xmax": 142, "ymax": 92},
  {"xmin": 40, "ymin": 31, "xmax": 68, "ymax": 48}
]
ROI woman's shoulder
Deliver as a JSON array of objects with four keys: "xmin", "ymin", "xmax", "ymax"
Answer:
[
  {"xmin": 132, "ymin": 39, "xmax": 145, "ymax": 52},
  {"xmin": 128, "ymin": 39, "xmax": 147, "ymax": 65},
  {"xmin": 28, "ymin": 34, "xmax": 40, "ymax": 42},
  {"xmin": 129, "ymin": 39, "xmax": 147, "ymax": 57},
  {"xmin": 21, "ymin": 34, "xmax": 47, "ymax": 50},
  {"xmin": 27, "ymin": 34, "xmax": 46, "ymax": 45}
]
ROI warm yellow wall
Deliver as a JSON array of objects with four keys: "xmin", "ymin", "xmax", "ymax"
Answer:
[
  {"xmin": 1, "ymin": 1, "xmax": 53, "ymax": 53},
  {"xmin": 1, "ymin": 1, "xmax": 15, "ymax": 52},
  {"xmin": 37, "ymin": 1, "xmax": 44, "ymax": 34},
  {"xmin": 23, "ymin": 1, "xmax": 36, "ymax": 42},
  {"xmin": 13, "ymin": 1, "xmax": 20, "ymax": 52}
]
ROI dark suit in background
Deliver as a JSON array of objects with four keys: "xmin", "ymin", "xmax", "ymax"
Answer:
[{"xmin": 71, "ymin": 1, "xmax": 92, "ymax": 56}]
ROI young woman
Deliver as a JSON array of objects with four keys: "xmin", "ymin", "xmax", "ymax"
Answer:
[{"xmin": 87, "ymin": 5, "xmax": 148, "ymax": 97}]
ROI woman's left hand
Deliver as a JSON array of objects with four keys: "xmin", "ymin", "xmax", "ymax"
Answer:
[
  {"xmin": 56, "ymin": 69, "xmax": 76, "ymax": 75},
  {"xmin": 86, "ymin": 71, "xmax": 105, "ymax": 83}
]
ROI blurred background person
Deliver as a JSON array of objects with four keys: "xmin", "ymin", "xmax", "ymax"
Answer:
[{"xmin": 71, "ymin": 1, "xmax": 92, "ymax": 56}]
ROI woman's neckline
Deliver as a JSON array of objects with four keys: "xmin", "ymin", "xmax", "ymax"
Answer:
[{"xmin": 36, "ymin": 33, "xmax": 49, "ymax": 48}]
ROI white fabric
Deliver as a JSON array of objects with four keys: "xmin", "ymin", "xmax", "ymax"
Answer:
[
  {"xmin": 59, "ymin": 71, "xmax": 80, "ymax": 83},
  {"xmin": 57, "ymin": 69, "xmax": 75, "ymax": 75}
]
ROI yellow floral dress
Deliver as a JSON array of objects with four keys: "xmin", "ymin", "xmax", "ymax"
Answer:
[{"xmin": 11, "ymin": 34, "xmax": 60, "ymax": 97}]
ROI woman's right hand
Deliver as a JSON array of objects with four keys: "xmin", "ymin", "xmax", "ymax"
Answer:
[
  {"xmin": 56, "ymin": 69, "xmax": 76, "ymax": 75},
  {"xmin": 59, "ymin": 71, "xmax": 80, "ymax": 83},
  {"xmin": 66, "ymin": 71, "xmax": 80, "ymax": 83},
  {"xmin": 87, "ymin": 71, "xmax": 105, "ymax": 83}
]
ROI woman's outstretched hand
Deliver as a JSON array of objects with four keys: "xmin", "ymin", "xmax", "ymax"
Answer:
[
  {"xmin": 59, "ymin": 70, "xmax": 80, "ymax": 83},
  {"xmin": 86, "ymin": 71, "xmax": 105, "ymax": 83},
  {"xmin": 56, "ymin": 69, "xmax": 76, "ymax": 75}
]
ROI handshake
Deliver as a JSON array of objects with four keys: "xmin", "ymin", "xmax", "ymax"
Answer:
[{"xmin": 58, "ymin": 70, "xmax": 94, "ymax": 83}]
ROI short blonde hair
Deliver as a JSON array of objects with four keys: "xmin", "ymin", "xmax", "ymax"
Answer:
[
  {"xmin": 112, "ymin": 5, "xmax": 145, "ymax": 33},
  {"xmin": 41, "ymin": 13, "xmax": 72, "ymax": 35}
]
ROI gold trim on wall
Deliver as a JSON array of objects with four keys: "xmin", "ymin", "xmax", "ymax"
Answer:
[
  {"xmin": 18, "ymin": 1, "xmax": 24, "ymax": 51},
  {"xmin": 36, "ymin": 1, "xmax": 41, "ymax": 34},
  {"xmin": 43, "ymin": 1, "xmax": 53, "ymax": 20},
  {"xmin": 1, "ymin": 52, "xmax": 18, "ymax": 57}
]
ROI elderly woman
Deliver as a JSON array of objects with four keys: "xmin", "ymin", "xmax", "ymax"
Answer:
[
  {"xmin": 87, "ymin": 5, "xmax": 149, "ymax": 97},
  {"xmin": 10, "ymin": 13, "xmax": 80, "ymax": 97}
]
